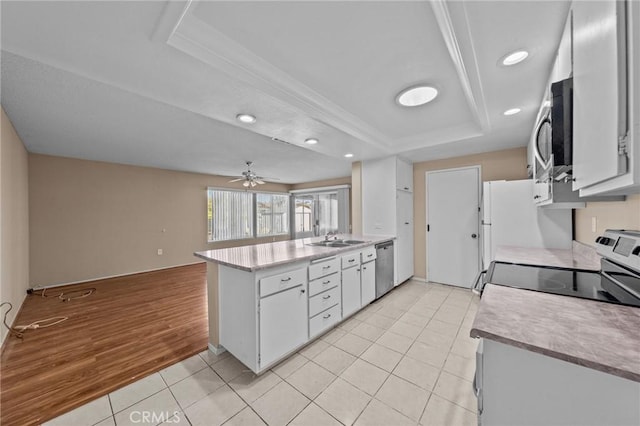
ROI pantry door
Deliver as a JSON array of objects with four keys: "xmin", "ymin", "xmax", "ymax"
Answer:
[{"xmin": 426, "ymin": 167, "xmax": 480, "ymax": 287}]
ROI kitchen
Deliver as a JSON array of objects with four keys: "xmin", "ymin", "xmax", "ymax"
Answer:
[{"xmin": 1, "ymin": 1, "xmax": 639, "ymax": 425}]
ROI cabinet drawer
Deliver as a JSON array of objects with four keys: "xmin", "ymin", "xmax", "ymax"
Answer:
[
  {"xmin": 309, "ymin": 286, "xmax": 340, "ymax": 317},
  {"xmin": 260, "ymin": 268, "xmax": 307, "ymax": 298},
  {"xmin": 341, "ymin": 252, "xmax": 361, "ymax": 269},
  {"xmin": 361, "ymin": 246, "xmax": 376, "ymax": 263},
  {"xmin": 309, "ymin": 304, "xmax": 341, "ymax": 338},
  {"xmin": 309, "ymin": 257, "xmax": 340, "ymax": 281},
  {"xmin": 309, "ymin": 272, "xmax": 339, "ymax": 297}
]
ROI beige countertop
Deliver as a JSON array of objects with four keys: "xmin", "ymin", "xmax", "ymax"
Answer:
[
  {"xmin": 194, "ymin": 234, "xmax": 394, "ymax": 272},
  {"xmin": 471, "ymin": 284, "xmax": 640, "ymax": 382},
  {"xmin": 494, "ymin": 242, "xmax": 601, "ymax": 271}
]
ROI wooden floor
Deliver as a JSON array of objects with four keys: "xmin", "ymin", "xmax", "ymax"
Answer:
[{"xmin": 0, "ymin": 263, "xmax": 208, "ymax": 426}]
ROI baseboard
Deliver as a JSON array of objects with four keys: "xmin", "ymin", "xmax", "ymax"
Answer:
[
  {"xmin": 208, "ymin": 343, "xmax": 226, "ymax": 356},
  {"xmin": 30, "ymin": 261, "xmax": 206, "ymax": 291},
  {"xmin": 412, "ymin": 276, "xmax": 428, "ymax": 283},
  {"xmin": 1, "ymin": 292, "xmax": 27, "ymax": 353}
]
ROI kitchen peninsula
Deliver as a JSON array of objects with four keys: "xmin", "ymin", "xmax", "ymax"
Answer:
[{"xmin": 195, "ymin": 235, "xmax": 394, "ymax": 373}]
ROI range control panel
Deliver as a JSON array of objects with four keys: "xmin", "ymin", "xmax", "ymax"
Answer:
[{"xmin": 596, "ymin": 230, "xmax": 640, "ymax": 272}]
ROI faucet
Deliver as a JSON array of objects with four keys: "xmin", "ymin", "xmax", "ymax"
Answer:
[{"xmin": 324, "ymin": 231, "xmax": 339, "ymax": 241}]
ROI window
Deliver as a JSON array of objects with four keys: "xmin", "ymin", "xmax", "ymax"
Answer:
[
  {"xmin": 257, "ymin": 193, "xmax": 290, "ymax": 237},
  {"xmin": 207, "ymin": 188, "xmax": 290, "ymax": 242}
]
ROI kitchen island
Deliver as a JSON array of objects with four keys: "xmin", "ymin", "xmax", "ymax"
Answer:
[{"xmin": 195, "ymin": 234, "xmax": 394, "ymax": 373}]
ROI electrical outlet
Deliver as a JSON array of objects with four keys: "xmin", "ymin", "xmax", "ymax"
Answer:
[
  {"xmin": 591, "ymin": 217, "xmax": 597, "ymax": 233},
  {"xmin": 157, "ymin": 249, "xmax": 163, "ymax": 255}
]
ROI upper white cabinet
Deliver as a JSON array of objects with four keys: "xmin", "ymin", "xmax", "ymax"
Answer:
[
  {"xmin": 362, "ymin": 156, "xmax": 414, "ymax": 285},
  {"xmin": 552, "ymin": 11, "xmax": 573, "ymax": 82},
  {"xmin": 396, "ymin": 158, "xmax": 413, "ymax": 193},
  {"xmin": 572, "ymin": 0, "xmax": 640, "ymax": 195}
]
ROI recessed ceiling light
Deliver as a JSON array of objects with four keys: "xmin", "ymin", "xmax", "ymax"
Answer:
[
  {"xmin": 503, "ymin": 108, "xmax": 521, "ymax": 116},
  {"xmin": 502, "ymin": 50, "xmax": 529, "ymax": 66},
  {"xmin": 396, "ymin": 85, "xmax": 438, "ymax": 107},
  {"xmin": 304, "ymin": 138, "xmax": 319, "ymax": 145},
  {"xmin": 236, "ymin": 114, "xmax": 256, "ymax": 124},
  {"xmin": 344, "ymin": 153, "xmax": 354, "ymax": 158}
]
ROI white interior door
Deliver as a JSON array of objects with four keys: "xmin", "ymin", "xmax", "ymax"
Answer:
[{"xmin": 427, "ymin": 167, "xmax": 480, "ymax": 287}]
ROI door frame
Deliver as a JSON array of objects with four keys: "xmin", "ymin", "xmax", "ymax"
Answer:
[{"xmin": 425, "ymin": 165, "xmax": 482, "ymax": 283}]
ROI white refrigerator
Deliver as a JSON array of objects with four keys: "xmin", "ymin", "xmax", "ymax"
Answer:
[{"xmin": 482, "ymin": 180, "xmax": 572, "ymax": 267}]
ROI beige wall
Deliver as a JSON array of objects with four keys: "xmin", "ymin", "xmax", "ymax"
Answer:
[
  {"xmin": 1, "ymin": 108, "xmax": 30, "ymax": 345},
  {"xmin": 574, "ymin": 195, "xmax": 640, "ymax": 245},
  {"xmin": 413, "ymin": 147, "xmax": 528, "ymax": 279},
  {"xmin": 29, "ymin": 154, "xmax": 291, "ymax": 287},
  {"xmin": 289, "ymin": 176, "xmax": 351, "ymax": 191}
]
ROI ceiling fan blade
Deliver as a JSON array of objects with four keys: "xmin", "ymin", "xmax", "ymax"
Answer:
[
  {"xmin": 228, "ymin": 178, "xmax": 244, "ymax": 183},
  {"xmin": 254, "ymin": 179, "xmax": 265, "ymax": 185}
]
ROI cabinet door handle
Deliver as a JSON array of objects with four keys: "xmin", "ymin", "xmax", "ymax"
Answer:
[
  {"xmin": 322, "ymin": 265, "xmax": 332, "ymax": 270},
  {"xmin": 348, "ymin": 259, "xmax": 355, "ymax": 263},
  {"xmin": 357, "ymin": 269, "xmax": 361, "ymax": 272},
  {"xmin": 367, "ymin": 254, "xmax": 373, "ymax": 257},
  {"xmin": 404, "ymin": 187, "xmax": 409, "ymax": 190},
  {"xmin": 322, "ymin": 280, "xmax": 331, "ymax": 284},
  {"xmin": 323, "ymin": 314, "xmax": 331, "ymax": 319},
  {"xmin": 300, "ymin": 289, "xmax": 306, "ymax": 294},
  {"xmin": 323, "ymin": 295, "xmax": 331, "ymax": 300},
  {"xmin": 281, "ymin": 277, "xmax": 292, "ymax": 282},
  {"xmin": 363, "ymin": 267, "xmax": 367, "ymax": 270}
]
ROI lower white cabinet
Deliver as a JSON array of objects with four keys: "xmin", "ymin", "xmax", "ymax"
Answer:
[
  {"xmin": 259, "ymin": 282, "xmax": 308, "ymax": 368},
  {"xmin": 478, "ymin": 339, "xmax": 640, "ymax": 425},
  {"xmin": 361, "ymin": 260, "xmax": 376, "ymax": 306},
  {"xmin": 341, "ymin": 264, "xmax": 361, "ymax": 318},
  {"xmin": 216, "ymin": 242, "xmax": 390, "ymax": 373}
]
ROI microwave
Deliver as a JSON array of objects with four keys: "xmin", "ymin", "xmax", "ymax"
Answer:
[{"xmin": 533, "ymin": 77, "xmax": 573, "ymax": 171}]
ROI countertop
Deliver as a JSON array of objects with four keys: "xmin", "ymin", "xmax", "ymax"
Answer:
[
  {"xmin": 194, "ymin": 234, "xmax": 394, "ymax": 272},
  {"xmin": 494, "ymin": 241, "xmax": 601, "ymax": 271},
  {"xmin": 471, "ymin": 284, "xmax": 640, "ymax": 382}
]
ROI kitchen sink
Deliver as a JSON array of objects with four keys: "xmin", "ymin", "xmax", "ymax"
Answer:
[
  {"xmin": 307, "ymin": 239, "xmax": 365, "ymax": 247},
  {"xmin": 325, "ymin": 242, "xmax": 351, "ymax": 247}
]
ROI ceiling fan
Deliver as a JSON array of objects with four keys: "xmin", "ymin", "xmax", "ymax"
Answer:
[{"xmin": 228, "ymin": 161, "xmax": 276, "ymax": 188}]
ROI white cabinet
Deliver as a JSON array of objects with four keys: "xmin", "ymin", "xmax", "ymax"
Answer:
[
  {"xmin": 218, "ymin": 262, "xmax": 308, "ymax": 373},
  {"xmin": 362, "ymin": 156, "xmax": 414, "ymax": 285},
  {"xmin": 396, "ymin": 158, "xmax": 413, "ymax": 192},
  {"xmin": 479, "ymin": 339, "xmax": 640, "ymax": 426},
  {"xmin": 396, "ymin": 191, "xmax": 413, "ymax": 285},
  {"xmin": 341, "ymin": 266, "xmax": 361, "ymax": 318},
  {"xmin": 308, "ymin": 256, "xmax": 341, "ymax": 338},
  {"xmin": 216, "ymin": 242, "xmax": 383, "ymax": 373},
  {"xmin": 572, "ymin": 0, "xmax": 640, "ymax": 195},
  {"xmin": 259, "ymin": 281, "xmax": 308, "ymax": 367},
  {"xmin": 360, "ymin": 260, "xmax": 376, "ymax": 306}
]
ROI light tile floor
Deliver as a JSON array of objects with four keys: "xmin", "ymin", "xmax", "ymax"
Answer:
[{"xmin": 44, "ymin": 280, "xmax": 479, "ymax": 426}]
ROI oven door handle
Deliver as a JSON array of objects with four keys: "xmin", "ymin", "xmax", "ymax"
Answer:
[{"xmin": 471, "ymin": 270, "xmax": 488, "ymax": 297}]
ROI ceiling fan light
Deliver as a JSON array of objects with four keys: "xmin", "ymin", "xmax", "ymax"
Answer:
[
  {"xmin": 243, "ymin": 180, "xmax": 250, "ymax": 187},
  {"xmin": 396, "ymin": 85, "xmax": 438, "ymax": 107}
]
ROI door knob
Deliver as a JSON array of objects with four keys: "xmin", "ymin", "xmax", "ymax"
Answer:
[{"xmin": 471, "ymin": 234, "xmax": 477, "ymax": 239}]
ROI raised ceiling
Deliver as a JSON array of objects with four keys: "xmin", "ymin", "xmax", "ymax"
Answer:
[{"xmin": 0, "ymin": 1, "xmax": 570, "ymax": 183}]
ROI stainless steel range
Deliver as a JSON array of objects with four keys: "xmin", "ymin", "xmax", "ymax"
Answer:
[{"xmin": 473, "ymin": 229, "xmax": 640, "ymax": 308}]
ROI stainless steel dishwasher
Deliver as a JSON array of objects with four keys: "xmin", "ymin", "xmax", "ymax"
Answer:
[{"xmin": 375, "ymin": 240, "xmax": 394, "ymax": 299}]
